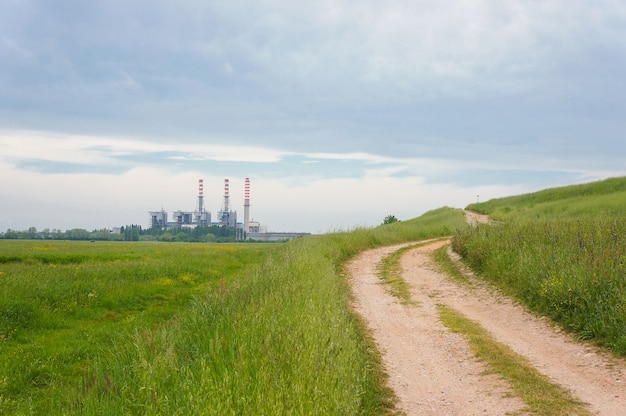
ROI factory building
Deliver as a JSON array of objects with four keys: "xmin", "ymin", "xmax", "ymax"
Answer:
[
  {"xmin": 149, "ymin": 177, "xmax": 310, "ymax": 241},
  {"xmin": 247, "ymin": 220, "xmax": 261, "ymax": 233},
  {"xmin": 149, "ymin": 210, "xmax": 168, "ymax": 229},
  {"xmin": 149, "ymin": 178, "xmax": 241, "ymax": 231}
]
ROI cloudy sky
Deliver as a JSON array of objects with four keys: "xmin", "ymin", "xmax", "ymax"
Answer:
[{"xmin": 1, "ymin": 1, "xmax": 624, "ymax": 233}]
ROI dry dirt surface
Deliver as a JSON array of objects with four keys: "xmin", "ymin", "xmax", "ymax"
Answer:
[{"xmin": 348, "ymin": 233, "xmax": 626, "ymax": 415}]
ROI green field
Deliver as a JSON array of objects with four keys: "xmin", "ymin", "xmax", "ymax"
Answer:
[
  {"xmin": 0, "ymin": 241, "xmax": 274, "ymax": 413},
  {"xmin": 455, "ymin": 176, "xmax": 626, "ymax": 354},
  {"xmin": 0, "ymin": 208, "xmax": 466, "ymax": 415}
]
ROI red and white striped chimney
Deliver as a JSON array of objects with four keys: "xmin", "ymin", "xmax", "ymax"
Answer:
[{"xmin": 244, "ymin": 178, "xmax": 250, "ymax": 233}]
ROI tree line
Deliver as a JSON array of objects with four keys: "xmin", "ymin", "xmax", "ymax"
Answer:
[{"xmin": 0, "ymin": 225, "xmax": 242, "ymax": 242}]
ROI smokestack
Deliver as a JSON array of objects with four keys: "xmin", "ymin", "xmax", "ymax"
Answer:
[
  {"xmin": 223, "ymin": 178, "xmax": 230, "ymax": 212},
  {"xmin": 197, "ymin": 179, "xmax": 204, "ymax": 213},
  {"xmin": 244, "ymin": 177, "xmax": 250, "ymax": 233}
]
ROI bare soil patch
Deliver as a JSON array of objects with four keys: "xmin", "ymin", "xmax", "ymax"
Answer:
[
  {"xmin": 347, "ymin": 240, "xmax": 626, "ymax": 415},
  {"xmin": 464, "ymin": 210, "xmax": 490, "ymax": 225}
]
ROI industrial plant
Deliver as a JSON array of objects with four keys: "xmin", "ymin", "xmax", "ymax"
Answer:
[{"xmin": 149, "ymin": 178, "xmax": 309, "ymax": 241}]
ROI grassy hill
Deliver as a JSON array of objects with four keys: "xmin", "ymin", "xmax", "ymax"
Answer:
[
  {"xmin": 466, "ymin": 176, "xmax": 626, "ymax": 221},
  {"xmin": 454, "ymin": 176, "xmax": 626, "ymax": 355}
]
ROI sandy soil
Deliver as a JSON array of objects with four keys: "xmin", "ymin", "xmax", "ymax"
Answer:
[{"xmin": 347, "ymin": 221, "xmax": 626, "ymax": 415}]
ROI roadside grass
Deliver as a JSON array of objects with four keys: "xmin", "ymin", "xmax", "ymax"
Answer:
[
  {"xmin": 454, "ymin": 176, "xmax": 626, "ymax": 356},
  {"xmin": 0, "ymin": 207, "xmax": 466, "ymax": 415},
  {"xmin": 437, "ymin": 304, "xmax": 591, "ymax": 416},
  {"xmin": 453, "ymin": 217, "xmax": 626, "ymax": 354}
]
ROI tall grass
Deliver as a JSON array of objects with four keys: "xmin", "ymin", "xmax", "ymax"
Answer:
[
  {"xmin": 0, "ymin": 241, "xmax": 272, "ymax": 414},
  {"xmin": 73, "ymin": 240, "xmax": 380, "ymax": 415},
  {"xmin": 453, "ymin": 218, "xmax": 626, "ymax": 354},
  {"xmin": 1, "ymin": 208, "xmax": 466, "ymax": 415},
  {"xmin": 71, "ymin": 208, "xmax": 466, "ymax": 415},
  {"xmin": 454, "ymin": 176, "xmax": 626, "ymax": 355}
]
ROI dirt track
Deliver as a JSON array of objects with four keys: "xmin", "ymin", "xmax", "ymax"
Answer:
[{"xmin": 347, "ymin": 221, "xmax": 626, "ymax": 415}]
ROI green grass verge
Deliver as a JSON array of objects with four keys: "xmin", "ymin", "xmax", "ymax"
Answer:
[
  {"xmin": 453, "ymin": 217, "xmax": 626, "ymax": 355},
  {"xmin": 437, "ymin": 304, "xmax": 591, "ymax": 416}
]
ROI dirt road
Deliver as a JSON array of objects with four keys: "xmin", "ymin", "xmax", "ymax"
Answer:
[{"xmin": 347, "ymin": 238, "xmax": 626, "ymax": 415}]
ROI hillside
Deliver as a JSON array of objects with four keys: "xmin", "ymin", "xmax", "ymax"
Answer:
[{"xmin": 465, "ymin": 176, "xmax": 626, "ymax": 221}]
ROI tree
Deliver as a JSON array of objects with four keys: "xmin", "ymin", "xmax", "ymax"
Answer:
[
  {"xmin": 383, "ymin": 215, "xmax": 399, "ymax": 225},
  {"xmin": 26, "ymin": 227, "xmax": 37, "ymax": 239},
  {"xmin": 122, "ymin": 225, "xmax": 141, "ymax": 241},
  {"xmin": 2, "ymin": 229, "xmax": 18, "ymax": 239},
  {"xmin": 67, "ymin": 229, "xmax": 91, "ymax": 240},
  {"xmin": 175, "ymin": 232, "xmax": 189, "ymax": 242},
  {"xmin": 159, "ymin": 232, "xmax": 174, "ymax": 242}
]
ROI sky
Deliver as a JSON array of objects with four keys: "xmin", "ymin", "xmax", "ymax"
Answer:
[{"xmin": 1, "ymin": 1, "xmax": 625, "ymax": 234}]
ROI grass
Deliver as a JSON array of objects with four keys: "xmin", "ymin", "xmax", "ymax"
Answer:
[
  {"xmin": 376, "ymin": 245, "xmax": 417, "ymax": 305},
  {"xmin": 466, "ymin": 176, "xmax": 626, "ymax": 222},
  {"xmin": 376, "ymin": 241, "xmax": 434, "ymax": 305},
  {"xmin": 0, "ymin": 207, "xmax": 467, "ymax": 415},
  {"xmin": 437, "ymin": 304, "xmax": 591, "ymax": 415},
  {"xmin": 376, "ymin": 238, "xmax": 451, "ymax": 305},
  {"xmin": 453, "ymin": 217, "xmax": 626, "ymax": 354},
  {"xmin": 454, "ymin": 176, "xmax": 626, "ymax": 355},
  {"xmin": 0, "ymin": 241, "xmax": 273, "ymax": 414},
  {"xmin": 431, "ymin": 244, "xmax": 472, "ymax": 285}
]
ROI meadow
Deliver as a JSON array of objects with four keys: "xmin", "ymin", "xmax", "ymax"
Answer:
[
  {"xmin": 454, "ymin": 177, "xmax": 626, "ymax": 354},
  {"xmin": 0, "ymin": 207, "xmax": 467, "ymax": 415}
]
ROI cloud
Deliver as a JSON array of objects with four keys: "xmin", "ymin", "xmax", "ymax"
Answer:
[
  {"xmin": 0, "ymin": 130, "xmax": 288, "ymax": 172},
  {"xmin": 2, "ymin": 0, "xmax": 625, "ymax": 159},
  {"xmin": 177, "ymin": 0, "xmax": 626, "ymax": 101},
  {"xmin": 6, "ymin": 1, "xmax": 625, "ymax": 102},
  {"xmin": 2, "ymin": 129, "xmax": 622, "ymax": 183}
]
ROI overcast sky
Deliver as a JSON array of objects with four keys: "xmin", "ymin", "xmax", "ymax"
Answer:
[{"xmin": 1, "ymin": 1, "xmax": 625, "ymax": 233}]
